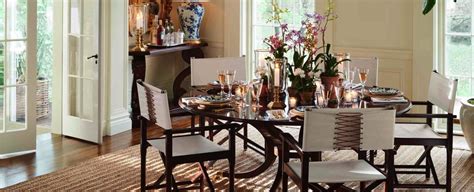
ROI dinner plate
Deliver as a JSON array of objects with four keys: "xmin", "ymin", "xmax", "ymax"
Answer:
[{"xmin": 195, "ymin": 95, "xmax": 231, "ymax": 105}]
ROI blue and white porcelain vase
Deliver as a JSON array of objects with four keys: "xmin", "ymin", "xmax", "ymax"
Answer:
[{"xmin": 177, "ymin": 2, "xmax": 205, "ymax": 43}]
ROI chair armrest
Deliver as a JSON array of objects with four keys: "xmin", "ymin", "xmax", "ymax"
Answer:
[
  {"xmin": 169, "ymin": 123, "xmax": 241, "ymax": 134},
  {"xmin": 397, "ymin": 113, "xmax": 456, "ymax": 119},
  {"xmin": 281, "ymin": 133, "xmax": 304, "ymax": 158},
  {"xmin": 410, "ymin": 101, "xmax": 432, "ymax": 106}
]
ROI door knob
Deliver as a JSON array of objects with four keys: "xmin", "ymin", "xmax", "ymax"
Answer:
[{"xmin": 87, "ymin": 54, "xmax": 99, "ymax": 64}]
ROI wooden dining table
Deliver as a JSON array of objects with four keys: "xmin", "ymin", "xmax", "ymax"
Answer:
[{"xmin": 179, "ymin": 87, "xmax": 412, "ymax": 191}]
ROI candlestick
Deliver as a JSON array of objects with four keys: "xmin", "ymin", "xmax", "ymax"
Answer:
[
  {"xmin": 289, "ymin": 97, "xmax": 297, "ymax": 108},
  {"xmin": 136, "ymin": 11, "xmax": 143, "ymax": 29}
]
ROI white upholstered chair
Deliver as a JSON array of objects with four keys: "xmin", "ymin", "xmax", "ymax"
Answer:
[
  {"xmin": 393, "ymin": 71, "xmax": 457, "ymax": 190},
  {"xmin": 349, "ymin": 57, "xmax": 379, "ymax": 87},
  {"xmin": 281, "ymin": 108, "xmax": 396, "ymax": 192},
  {"xmin": 137, "ymin": 80, "xmax": 237, "ymax": 192},
  {"xmin": 191, "ymin": 57, "xmax": 247, "ymax": 86}
]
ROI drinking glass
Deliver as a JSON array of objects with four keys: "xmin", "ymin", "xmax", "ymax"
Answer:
[
  {"xmin": 358, "ymin": 68, "xmax": 369, "ymax": 96},
  {"xmin": 239, "ymin": 82, "xmax": 249, "ymax": 107},
  {"xmin": 217, "ymin": 70, "xmax": 226, "ymax": 96},
  {"xmin": 316, "ymin": 85, "xmax": 328, "ymax": 108},
  {"xmin": 348, "ymin": 67, "xmax": 356, "ymax": 86},
  {"xmin": 251, "ymin": 79, "xmax": 263, "ymax": 107},
  {"xmin": 226, "ymin": 70, "xmax": 236, "ymax": 97},
  {"xmin": 334, "ymin": 85, "xmax": 343, "ymax": 107}
]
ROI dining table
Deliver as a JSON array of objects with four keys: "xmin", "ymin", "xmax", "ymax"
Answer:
[{"xmin": 178, "ymin": 86, "xmax": 413, "ymax": 191}]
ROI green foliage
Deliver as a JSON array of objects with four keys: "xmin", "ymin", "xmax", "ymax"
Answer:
[
  {"xmin": 0, "ymin": 0, "xmax": 53, "ymax": 84},
  {"xmin": 316, "ymin": 44, "xmax": 350, "ymax": 77},
  {"xmin": 287, "ymin": 50, "xmax": 319, "ymax": 91},
  {"xmin": 422, "ymin": 0, "xmax": 436, "ymax": 15}
]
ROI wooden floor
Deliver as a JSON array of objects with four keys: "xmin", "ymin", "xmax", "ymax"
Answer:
[{"xmin": 0, "ymin": 117, "xmax": 190, "ymax": 189}]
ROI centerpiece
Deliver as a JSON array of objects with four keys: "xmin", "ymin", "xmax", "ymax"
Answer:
[{"xmin": 262, "ymin": 0, "xmax": 345, "ymax": 105}]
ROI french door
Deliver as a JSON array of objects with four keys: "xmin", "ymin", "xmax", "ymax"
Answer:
[
  {"xmin": 62, "ymin": 0, "xmax": 101, "ymax": 144},
  {"xmin": 0, "ymin": 0, "xmax": 37, "ymax": 157}
]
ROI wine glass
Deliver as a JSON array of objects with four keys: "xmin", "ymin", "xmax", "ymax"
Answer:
[
  {"xmin": 226, "ymin": 70, "xmax": 236, "ymax": 97},
  {"xmin": 316, "ymin": 85, "xmax": 328, "ymax": 108},
  {"xmin": 217, "ymin": 70, "xmax": 226, "ymax": 96},
  {"xmin": 251, "ymin": 79, "xmax": 263, "ymax": 107},
  {"xmin": 348, "ymin": 67, "xmax": 356, "ymax": 86},
  {"xmin": 358, "ymin": 68, "xmax": 369, "ymax": 96},
  {"xmin": 334, "ymin": 84, "xmax": 343, "ymax": 107}
]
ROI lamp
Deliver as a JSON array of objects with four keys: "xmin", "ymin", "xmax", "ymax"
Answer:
[
  {"xmin": 129, "ymin": 3, "xmax": 149, "ymax": 52},
  {"xmin": 173, "ymin": 0, "xmax": 209, "ymax": 44}
]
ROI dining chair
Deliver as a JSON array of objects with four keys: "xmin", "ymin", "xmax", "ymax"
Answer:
[
  {"xmin": 281, "ymin": 108, "xmax": 396, "ymax": 192},
  {"xmin": 349, "ymin": 57, "xmax": 379, "ymax": 87},
  {"xmin": 137, "ymin": 80, "xmax": 237, "ymax": 192},
  {"xmin": 191, "ymin": 57, "xmax": 247, "ymax": 86},
  {"xmin": 190, "ymin": 56, "xmax": 256, "ymax": 153},
  {"xmin": 392, "ymin": 71, "xmax": 457, "ymax": 191}
]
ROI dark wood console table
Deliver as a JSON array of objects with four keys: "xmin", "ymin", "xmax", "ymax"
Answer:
[{"xmin": 129, "ymin": 43, "xmax": 207, "ymax": 128}]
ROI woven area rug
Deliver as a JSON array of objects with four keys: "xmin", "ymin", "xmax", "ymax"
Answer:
[{"xmin": 4, "ymin": 126, "xmax": 474, "ymax": 191}]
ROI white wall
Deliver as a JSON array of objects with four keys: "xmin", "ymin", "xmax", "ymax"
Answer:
[{"xmin": 144, "ymin": 0, "xmax": 436, "ymax": 102}]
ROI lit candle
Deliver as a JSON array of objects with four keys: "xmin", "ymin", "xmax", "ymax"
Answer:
[
  {"xmin": 351, "ymin": 90, "xmax": 358, "ymax": 102},
  {"xmin": 274, "ymin": 63, "xmax": 280, "ymax": 87},
  {"xmin": 344, "ymin": 91, "xmax": 352, "ymax": 103},
  {"xmin": 136, "ymin": 11, "xmax": 143, "ymax": 29},
  {"xmin": 235, "ymin": 87, "xmax": 242, "ymax": 97},
  {"xmin": 289, "ymin": 97, "xmax": 297, "ymax": 108}
]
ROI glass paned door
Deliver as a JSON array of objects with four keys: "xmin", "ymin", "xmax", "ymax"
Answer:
[
  {"xmin": 62, "ymin": 0, "xmax": 101, "ymax": 144},
  {"xmin": 0, "ymin": 0, "xmax": 37, "ymax": 157}
]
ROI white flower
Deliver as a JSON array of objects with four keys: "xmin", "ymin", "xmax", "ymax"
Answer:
[
  {"xmin": 294, "ymin": 68, "xmax": 304, "ymax": 77},
  {"xmin": 299, "ymin": 73, "xmax": 306, "ymax": 78},
  {"xmin": 308, "ymin": 71, "xmax": 315, "ymax": 78}
]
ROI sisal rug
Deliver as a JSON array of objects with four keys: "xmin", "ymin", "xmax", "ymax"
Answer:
[{"xmin": 3, "ymin": 126, "xmax": 474, "ymax": 191}]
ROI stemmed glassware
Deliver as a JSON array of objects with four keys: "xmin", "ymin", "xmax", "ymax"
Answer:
[
  {"xmin": 238, "ymin": 82, "xmax": 249, "ymax": 107},
  {"xmin": 226, "ymin": 70, "xmax": 236, "ymax": 97},
  {"xmin": 217, "ymin": 70, "xmax": 226, "ymax": 96},
  {"xmin": 358, "ymin": 68, "xmax": 369, "ymax": 96},
  {"xmin": 251, "ymin": 79, "xmax": 263, "ymax": 107},
  {"xmin": 315, "ymin": 84, "xmax": 329, "ymax": 108},
  {"xmin": 348, "ymin": 67, "xmax": 356, "ymax": 87},
  {"xmin": 334, "ymin": 84, "xmax": 343, "ymax": 107}
]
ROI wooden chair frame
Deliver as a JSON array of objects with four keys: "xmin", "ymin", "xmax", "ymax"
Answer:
[
  {"xmin": 281, "ymin": 133, "xmax": 395, "ymax": 192},
  {"xmin": 392, "ymin": 100, "xmax": 456, "ymax": 191},
  {"xmin": 140, "ymin": 118, "xmax": 239, "ymax": 191}
]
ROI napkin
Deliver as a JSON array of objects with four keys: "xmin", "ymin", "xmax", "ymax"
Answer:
[{"xmin": 371, "ymin": 96, "xmax": 408, "ymax": 103}]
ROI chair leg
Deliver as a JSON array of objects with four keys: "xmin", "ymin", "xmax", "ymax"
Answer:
[
  {"xmin": 228, "ymin": 158, "xmax": 235, "ymax": 192},
  {"xmin": 427, "ymin": 148, "xmax": 440, "ymax": 185},
  {"xmin": 140, "ymin": 145, "xmax": 147, "ymax": 191},
  {"xmin": 281, "ymin": 170, "xmax": 288, "ymax": 192},
  {"xmin": 424, "ymin": 146, "xmax": 430, "ymax": 179},
  {"xmin": 446, "ymin": 145, "xmax": 452, "ymax": 192},
  {"xmin": 165, "ymin": 164, "xmax": 173, "ymax": 192},
  {"xmin": 198, "ymin": 162, "xmax": 215, "ymax": 192},
  {"xmin": 243, "ymin": 124, "xmax": 248, "ymax": 151}
]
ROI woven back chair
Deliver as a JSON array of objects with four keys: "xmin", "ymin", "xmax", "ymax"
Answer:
[
  {"xmin": 393, "ymin": 71, "xmax": 457, "ymax": 191},
  {"xmin": 282, "ymin": 108, "xmax": 396, "ymax": 192},
  {"xmin": 349, "ymin": 57, "xmax": 379, "ymax": 87},
  {"xmin": 137, "ymin": 80, "xmax": 237, "ymax": 192}
]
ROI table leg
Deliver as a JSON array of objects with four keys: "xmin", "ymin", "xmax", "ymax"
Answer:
[{"xmin": 130, "ymin": 55, "xmax": 147, "ymax": 128}]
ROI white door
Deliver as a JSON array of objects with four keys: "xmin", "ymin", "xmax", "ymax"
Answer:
[
  {"xmin": 0, "ymin": 0, "xmax": 37, "ymax": 158},
  {"xmin": 62, "ymin": 0, "xmax": 101, "ymax": 144}
]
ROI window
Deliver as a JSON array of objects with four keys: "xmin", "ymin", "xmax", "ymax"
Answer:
[
  {"xmin": 439, "ymin": 0, "xmax": 473, "ymax": 133},
  {"xmin": 248, "ymin": 0, "xmax": 316, "ymax": 76},
  {"xmin": 443, "ymin": 0, "xmax": 473, "ymax": 99}
]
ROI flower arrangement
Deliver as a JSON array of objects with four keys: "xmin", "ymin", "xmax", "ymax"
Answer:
[
  {"xmin": 263, "ymin": 3, "xmax": 289, "ymax": 60},
  {"xmin": 285, "ymin": 12, "xmax": 326, "ymax": 92}
]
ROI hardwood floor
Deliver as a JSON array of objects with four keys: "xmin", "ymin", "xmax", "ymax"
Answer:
[{"xmin": 0, "ymin": 117, "xmax": 191, "ymax": 189}]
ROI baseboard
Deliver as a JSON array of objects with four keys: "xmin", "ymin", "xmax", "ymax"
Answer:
[
  {"xmin": 0, "ymin": 150, "xmax": 36, "ymax": 159},
  {"xmin": 106, "ymin": 113, "xmax": 131, "ymax": 136}
]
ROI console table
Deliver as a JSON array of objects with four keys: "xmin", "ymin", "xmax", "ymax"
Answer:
[{"xmin": 129, "ymin": 43, "xmax": 207, "ymax": 128}]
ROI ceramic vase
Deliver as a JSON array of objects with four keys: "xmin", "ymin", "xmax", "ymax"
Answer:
[
  {"xmin": 460, "ymin": 98, "xmax": 474, "ymax": 153},
  {"xmin": 177, "ymin": 3, "xmax": 205, "ymax": 43}
]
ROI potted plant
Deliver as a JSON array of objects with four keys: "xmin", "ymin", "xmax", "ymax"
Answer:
[
  {"xmin": 285, "ymin": 13, "xmax": 326, "ymax": 105},
  {"xmin": 315, "ymin": 3, "xmax": 349, "ymax": 100}
]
